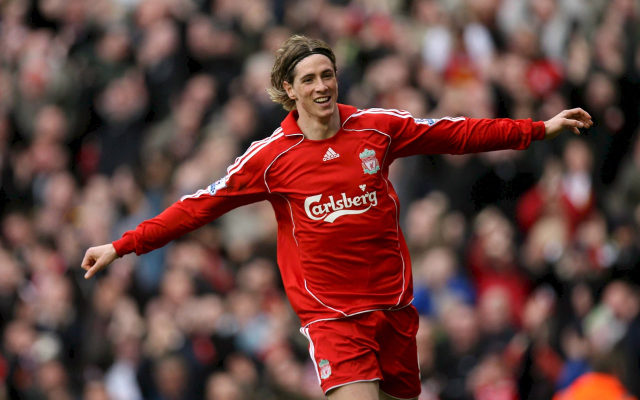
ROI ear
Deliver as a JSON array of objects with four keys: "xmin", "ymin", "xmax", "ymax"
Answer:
[{"xmin": 283, "ymin": 81, "xmax": 296, "ymax": 101}]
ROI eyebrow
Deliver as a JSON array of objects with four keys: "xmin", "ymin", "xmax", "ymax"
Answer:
[{"xmin": 298, "ymin": 68, "xmax": 335, "ymax": 81}]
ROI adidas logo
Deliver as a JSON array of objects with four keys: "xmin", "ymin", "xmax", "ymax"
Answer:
[{"xmin": 323, "ymin": 147, "xmax": 340, "ymax": 161}]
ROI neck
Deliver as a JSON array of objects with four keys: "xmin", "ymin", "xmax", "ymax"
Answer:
[{"xmin": 296, "ymin": 105, "xmax": 341, "ymax": 140}]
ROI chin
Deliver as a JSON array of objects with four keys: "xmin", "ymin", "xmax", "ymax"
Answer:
[{"xmin": 317, "ymin": 102, "xmax": 337, "ymax": 117}]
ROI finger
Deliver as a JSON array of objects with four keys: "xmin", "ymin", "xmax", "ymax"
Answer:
[
  {"xmin": 564, "ymin": 119, "xmax": 584, "ymax": 128},
  {"xmin": 84, "ymin": 262, "xmax": 103, "ymax": 279},
  {"xmin": 565, "ymin": 107, "xmax": 591, "ymax": 118},
  {"xmin": 572, "ymin": 127, "xmax": 580, "ymax": 135},
  {"xmin": 567, "ymin": 116, "xmax": 587, "ymax": 126},
  {"xmin": 566, "ymin": 110, "xmax": 593, "ymax": 124},
  {"xmin": 574, "ymin": 114, "xmax": 592, "ymax": 126},
  {"xmin": 574, "ymin": 117, "xmax": 591, "ymax": 129}
]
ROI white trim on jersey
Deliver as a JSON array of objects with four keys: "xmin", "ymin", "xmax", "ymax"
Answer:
[
  {"xmin": 429, "ymin": 116, "xmax": 466, "ymax": 124},
  {"xmin": 227, "ymin": 128, "xmax": 282, "ymax": 171},
  {"xmin": 347, "ymin": 108, "xmax": 466, "ymax": 124},
  {"xmin": 300, "ymin": 327, "xmax": 321, "ymax": 385},
  {"xmin": 417, "ymin": 350, "xmax": 421, "ymax": 380},
  {"xmin": 305, "ymin": 280, "xmax": 349, "ymax": 316},
  {"xmin": 396, "ymin": 249, "xmax": 407, "ymax": 306},
  {"xmin": 323, "ymin": 379, "xmax": 382, "ymax": 396},
  {"xmin": 179, "ymin": 128, "xmax": 284, "ymax": 201},
  {"xmin": 264, "ymin": 135, "xmax": 304, "ymax": 245},
  {"xmin": 361, "ymin": 107, "xmax": 411, "ymax": 116},
  {"xmin": 226, "ymin": 134, "xmax": 274, "ymax": 173},
  {"xmin": 347, "ymin": 109, "xmax": 410, "ymax": 121},
  {"xmin": 226, "ymin": 130, "xmax": 284, "ymax": 178},
  {"xmin": 277, "ymin": 193, "xmax": 299, "ymax": 246},
  {"xmin": 379, "ymin": 389, "xmax": 419, "ymax": 400},
  {"xmin": 264, "ymin": 134, "xmax": 304, "ymax": 193},
  {"xmin": 302, "ymin": 298, "xmax": 415, "ymax": 329},
  {"xmin": 180, "ymin": 189, "xmax": 209, "ymax": 201}
]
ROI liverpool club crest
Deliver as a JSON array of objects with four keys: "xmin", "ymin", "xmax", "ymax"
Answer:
[
  {"xmin": 359, "ymin": 149, "xmax": 380, "ymax": 175},
  {"xmin": 319, "ymin": 359, "xmax": 332, "ymax": 379}
]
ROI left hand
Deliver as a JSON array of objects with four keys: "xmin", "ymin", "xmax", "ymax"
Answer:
[{"xmin": 543, "ymin": 108, "xmax": 593, "ymax": 140}]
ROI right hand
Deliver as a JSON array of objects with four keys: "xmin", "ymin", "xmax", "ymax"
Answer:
[{"xmin": 81, "ymin": 244, "xmax": 119, "ymax": 279}]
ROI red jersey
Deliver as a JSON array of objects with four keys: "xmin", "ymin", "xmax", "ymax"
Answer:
[{"xmin": 113, "ymin": 104, "xmax": 545, "ymax": 326}]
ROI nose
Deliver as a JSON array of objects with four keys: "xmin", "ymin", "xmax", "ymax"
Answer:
[{"xmin": 315, "ymin": 78, "xmax": 328, "ymax": 92}]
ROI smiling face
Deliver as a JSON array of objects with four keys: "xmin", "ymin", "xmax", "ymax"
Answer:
[{"xmin": 283, "ymin": 54, "xmax": 338, "ymax": 122}]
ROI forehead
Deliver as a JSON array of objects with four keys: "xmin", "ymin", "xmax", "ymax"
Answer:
[{"xmin": 292, "ymin": 54, "xmax": 334, "ymax": 79}]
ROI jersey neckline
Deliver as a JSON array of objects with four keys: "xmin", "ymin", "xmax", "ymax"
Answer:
[{"xmin": 280, "ymin": 103, "xmax": 358, "ymax": 138}]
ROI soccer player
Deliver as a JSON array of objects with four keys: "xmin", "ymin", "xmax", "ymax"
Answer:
[{"xmin": 81, "ymin": 35, "xmax": 593, "ymax": 400}]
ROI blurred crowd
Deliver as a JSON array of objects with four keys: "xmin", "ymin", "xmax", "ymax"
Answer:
[{"xmin": 1, "ymin": 0, "xmax": 640, "ymax": 399}]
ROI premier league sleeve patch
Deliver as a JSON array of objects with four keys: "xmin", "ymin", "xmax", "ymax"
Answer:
[
  {"xmin": 413, "ymin": 118, "xmax": 438, "ymax": 126},
  {"xmin": 207, "ymin": 177, "xmax": 228, "ymax": 195}
]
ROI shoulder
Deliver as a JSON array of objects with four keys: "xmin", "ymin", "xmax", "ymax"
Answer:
[
  {"xmin": 343, "ymin": 107, "xmax": 414, "ymax": 129},
  {"xmin": 226, "ymin": 128, "xmax": 291, "ymax": 175}
]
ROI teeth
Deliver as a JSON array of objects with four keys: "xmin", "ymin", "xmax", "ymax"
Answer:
[{"xmin": 315, "ymin": 97, "xmax": 329, "ymax": 103}]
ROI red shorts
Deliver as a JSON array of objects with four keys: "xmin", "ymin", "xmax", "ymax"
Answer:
[{"xmin": 300, "ymin": 305, "xmax": 421, "ymax": 399}]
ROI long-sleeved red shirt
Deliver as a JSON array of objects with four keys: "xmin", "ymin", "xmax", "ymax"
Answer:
[{"xmin": 113, "ymin": 104, "xmax": 545, "ymax": 326}]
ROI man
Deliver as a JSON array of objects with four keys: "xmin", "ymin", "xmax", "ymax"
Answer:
[
  {"xmin": 553, "ymin": 347, "xmax": 638, "ymax": 400},
  {"xmin": 82, "ymin": 35, "xmax": 592, "ymax": 400},
  {"xmin": 602, "ymin": 280, "xmax": 640, "ymax": 397}
]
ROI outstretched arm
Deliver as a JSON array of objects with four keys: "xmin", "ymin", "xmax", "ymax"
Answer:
[
  {"xmin": 80, "ymin": 197, "xmax": 222, "ymax": 280},
  {"xmin": 80, "ymin": 190, "xmax": 266, "ymax": 280},
  {"xmin": 382, "ymin": 107, "xmax": 594, "ymax": 159},
  {"xmin": 79, "ymin": 196, "xmax": 218, "ymax": 280},
  {"xmin": 80, "ymin": 139, "xmax": 275, "ymax": 279}
]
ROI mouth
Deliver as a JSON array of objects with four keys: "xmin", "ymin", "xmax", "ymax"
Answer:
[{"xmin": 314, "ymin": 96, "xmax": 331, "ymax": 105}]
